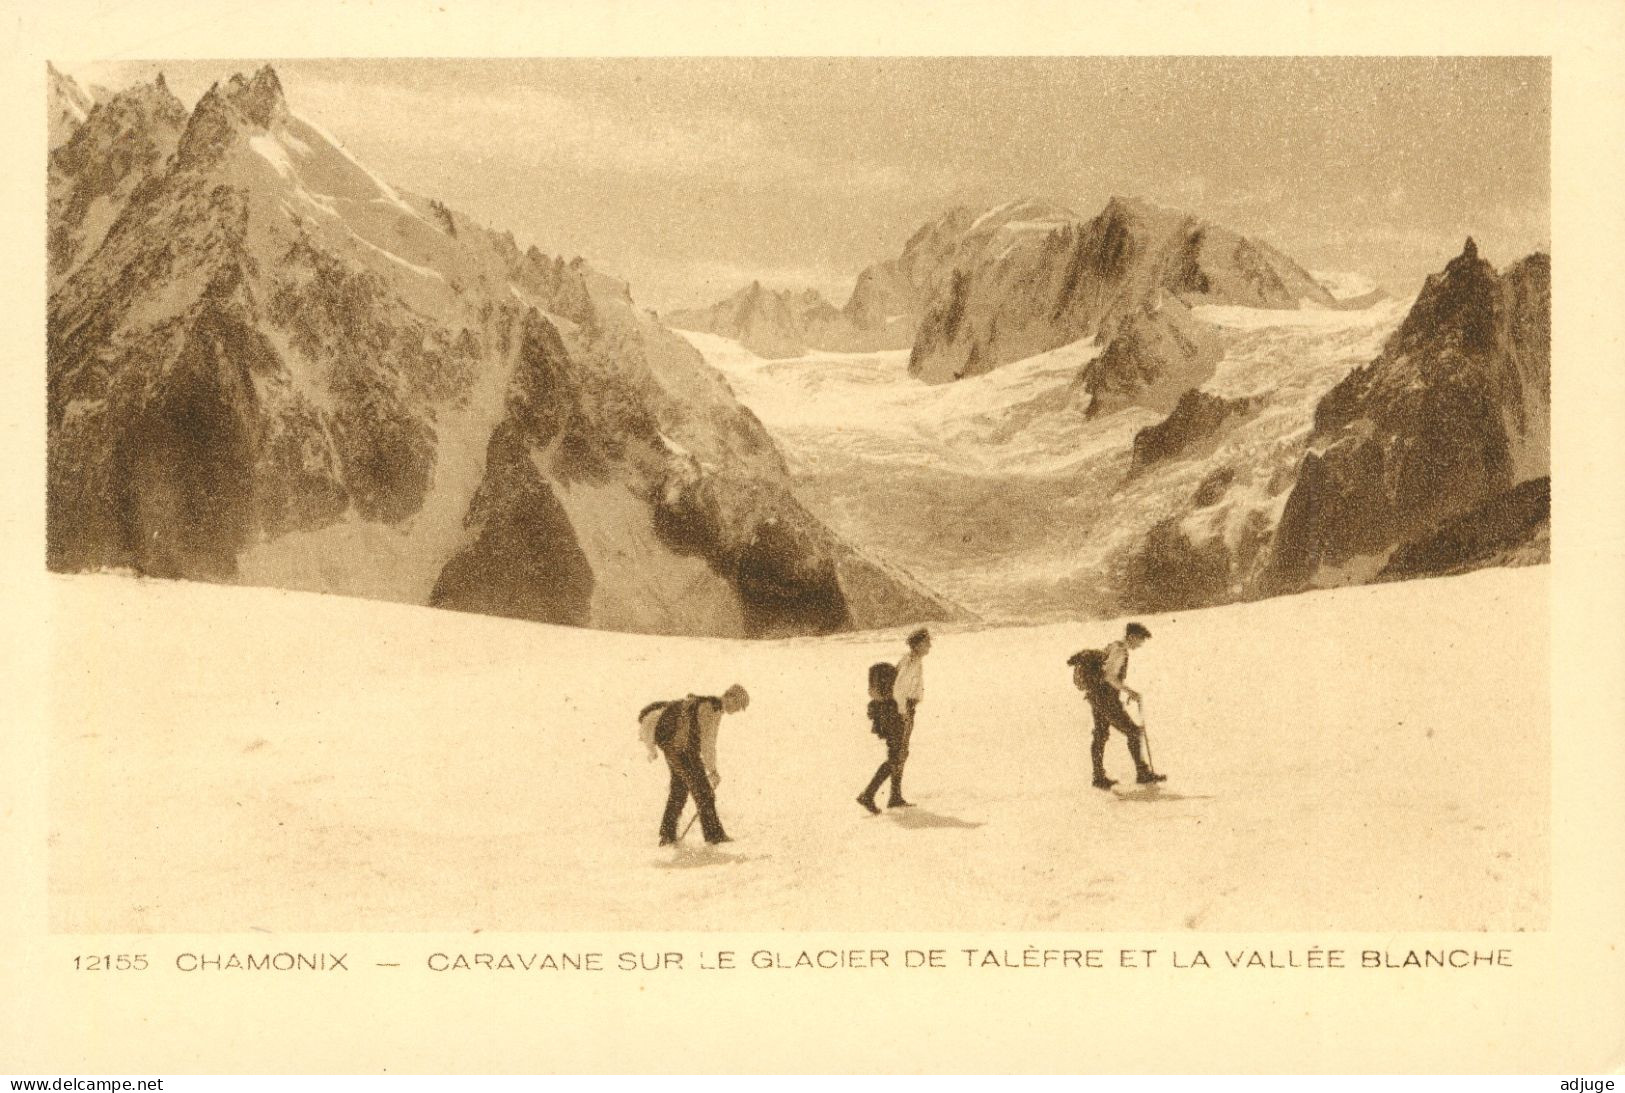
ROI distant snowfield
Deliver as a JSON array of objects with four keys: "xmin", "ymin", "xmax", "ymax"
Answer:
[
  {"xmin": 1311, "ymin": 269, "xmax": 1383, "ymax": 302},
  {"xmin": 677, "ymin": 329, "xmax": 1117, "ymax": 477},
  {"xmin": 50, "ymin": 565, "xmax": 1547, "ymax": 932},
  {"xmin": 682, "ymin": 300, "xmax": 1410, "ymax": 479},
  {"xmin": 679, "ymin": 299, "xmax": 1412, "ymax": 622},
  {"xmin": 1192, "ymin": 299, "xmax": 1405, "ymax": 330}
]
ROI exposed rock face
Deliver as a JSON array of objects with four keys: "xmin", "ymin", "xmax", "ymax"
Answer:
[
  {"xmin": 840, "ymin": 205, "xmax": 979, "ymax": 345},
  {"xmin": 670, "ymin": 194, "xmax": 1326, "ymax": 411},
  {"xmin": 1080, "ymin": 296, "xmax": 1225, "ymax": 419},
  {"xmin": 427, "ymin": 313, "xmax": 599, "ymax": 627},
  {"xmin": 1378, "ymin": 476, "xmax": 1549, "ymax": 582},
  {"xmin": 651, "ymin": 468, "xmax": 857, "ymax": 637},
  {"xmin": 48, "ymin": 74, "xmax": 188, "ymax": 290},
  {"xmin": 47, "ymin": 65, "xmax": 961, "ymax": 638},
  {"xmin": 47, "ymin": 62, "xmax": 97, "ymax": 150},
  {"xmin": 1265, "ymin": 240, "xmax": 1551, "ymax": 592},
  {"xmin": 1123, "ymin": 505, "xmax": 1278, "ymax": 615},
  {"xmin": 689, "ymin": 229, "xmax": 1545, "ymax": 623},
  {"xmin": 908, "ymin": 196, "xmax": 1336, "ymax": 384},
  {"xmin": 1130, "ymin": 388, "xmax": 1264, "ymax": 471},
  {"xmin": 1114, "ymin": 242, "xmax": 1550, "ymax": 615}
]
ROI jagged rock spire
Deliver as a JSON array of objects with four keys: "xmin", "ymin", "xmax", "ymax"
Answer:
[
  {"xmin": 177, "ymin": 66, "xmax": 288, "ymax": 165},
  {"xmin": 228, "ymin": 65, "xmax": 287, "ymax": 128}
]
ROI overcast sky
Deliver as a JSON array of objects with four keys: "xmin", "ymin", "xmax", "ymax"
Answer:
[{"xmin": 63, "ymin": 57, "xmax": 1549, "ymax": 312}]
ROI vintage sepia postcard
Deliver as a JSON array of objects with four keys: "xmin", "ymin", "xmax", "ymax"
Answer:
[{"xmin": 3, "ymin": 0, "xmax": 1623, "ymax": 1077}]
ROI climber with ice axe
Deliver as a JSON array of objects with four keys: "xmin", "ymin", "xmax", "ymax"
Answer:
[
  {"xmin": 636, "ymin": 685, "xmax": 751, "ymax": 847},
  {"xmin": 1067, "ymin": 621, "xmax": 1166, "ymax": 790}
]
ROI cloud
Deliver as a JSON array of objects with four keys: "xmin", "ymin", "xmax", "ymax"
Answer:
[
  {"xmin": 1221, "ymin": 180, "xmax": 1286, "ymax": 210},
  {"xmin": 289, "ymin": 75, "xmax": 916, "ymax": 195}
]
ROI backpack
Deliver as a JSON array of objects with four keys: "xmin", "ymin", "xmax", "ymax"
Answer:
[
  {"xmin": 1067, "ymin": 648, "xmax": 1108, "ymax": 691},
  {"xmin": 867, "ymin": 698, "xmax": 904, "ymax": 737},
  {"xmin": 637, "ymin": 695, "xmax": 720, "ymax": 755},
  {"xmin": 868, "ymin": 661, "xmax": 898, "ymax": 700}
]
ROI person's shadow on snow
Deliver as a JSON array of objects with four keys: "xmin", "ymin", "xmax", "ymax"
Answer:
[
  {"xmin": 1111, "ymin": 786, "xmax": 1213, "ymax": 803},
  {"xmin": 887, "ymin": 807, "xmax": 984, "ymax": 831},
  {"xmin": 655, "ymin": 845, "xmax": 759, "ymax": 869}
]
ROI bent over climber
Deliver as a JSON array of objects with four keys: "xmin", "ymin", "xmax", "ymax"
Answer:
[
  {"xmin": 1070, "ymin": 622, "xmax": 1164, "ymax": 790},
  {"xmin": 637, "ymin": 684, "xmax": 750, "ymax": 846}
]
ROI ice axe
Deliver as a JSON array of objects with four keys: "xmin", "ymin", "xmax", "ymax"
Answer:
[
  {"xmin": 1134, "ymin": 694, "xmax": 1157, "ymax": 775},
  {"xmin": 678, "ymin": 812, "xmax": 699, "ymax": 842}
]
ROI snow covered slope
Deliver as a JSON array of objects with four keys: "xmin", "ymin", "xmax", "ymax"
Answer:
[
  {"xmin": 46, "ymin": 62, "xmax": 96, "ymax": 150},
  {"xmin": 46, "ymin": 66, "xmax": 957, "ymax": 639},
  {"xmin": 686, "ymin": 298, "xmax": 1411, "ymax": 620},
  {"xmin": 687, "ymin": 232, "xmax": 1549, "ymax": 623},
  {"xmin": 672, "ymin": 195, "xmax": 1335, "ymax": 379},
  {"xmin": 49, "ymin": 565, "xmax": 1546, "ymax": 933},
  {"xmin": 908, "ymin": 195, "xmax": 1338, "ymax": 383}
]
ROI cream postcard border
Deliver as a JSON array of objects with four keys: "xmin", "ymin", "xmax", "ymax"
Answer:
[{"xmin": 1, "ymin": 0, "xmax": 1621, "ymax": 1074}]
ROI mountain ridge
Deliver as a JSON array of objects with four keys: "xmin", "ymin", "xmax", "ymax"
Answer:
[
  {"xmin": 1263, "ymin": 238, "xmax": 1551, "ymax": 593},
  {"xmin": 46, "ymin": 64, "xmax": 964, "ymax": 638},
  {"xmin": 671, "ymin": 194, "xmax": 1343, "ymax": 404},
  {"xmin": 908, "ymin": 193, "xmax": 1337, "ymax": 384}
]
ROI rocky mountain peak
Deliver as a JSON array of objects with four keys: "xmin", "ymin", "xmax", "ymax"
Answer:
[
  {"xmin": 1099, "ymin": 193, "xmax": 1192, "ymax": 236},
  {"xmin": 47, "ymin": 62, "xmax": 97, "ymax": 149},
  {"xmin": 906, "ymin": 204, "xmax": 974, "ymax": 240},
  {"xmin": 179, "ymin": 84, "xmax": 229, "ymax": 163},
  {"xmin": 49, "ymin": 73, "xmax": 188, "ymax": 181},
  {"xmin": 1508, "ymin": 250, "xmax": 1551, "ymax": 285},
  {"xmin": 965, "ymin": 195, "xmax": 1076, "ymax": 237},
  {"xmin": 224, "ymin": 65, "xmax": 288, "ymax": 128},
  {"xmin": 48, "ymin": 61, "xmax": 91, "ymax": 101},
  {"xmin": 1441, "ymin": 235, "xmax": 1491, "ymax": 278},
  {"xmin": 49, "ymin": 65, "xmax": 957, "ymax": 639},
  {"xmin": 669, "ymin": 279, "xmax": 856, "ymax": 358},
  {"xmin": 178, "ymin": 67, "xmax": 288, "ymax": 165},
  {"xmin": 1384, "ymin": 235, "xmax": 1500, "ymax": 364},
  {"xmin": 1102, "ymin": 193, "xmax": 1140, "ymax": 217},
  {"xmin": 48, "ymin": 69, "xmax": 192, "ymax": 288},
  {"xmin": 90, "ymin": 73, "xmax": 186, "ymax": 125},
  {"xmin": 908, "ymin": 191, "xmax": 1336, "ymax": 383},
  {"xmin": 729, "ymin": 280, "xmax": 786, "ymax": 318},
  {"xmin": 1267, "ymin": 244, "xmax": 1550, "ymax": 594}
]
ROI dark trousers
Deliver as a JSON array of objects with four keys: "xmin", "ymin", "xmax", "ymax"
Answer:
[
  {"xmin": 861, "ymin": 724, "xmax": 912, "ymax": 805},
  {"xmin": 1087, "ymin": 688, "xmax": 1151, "ymax": 779},
  {"xmin": 659, "ymin": 744, "xmax": 727, "ymax": 843}
]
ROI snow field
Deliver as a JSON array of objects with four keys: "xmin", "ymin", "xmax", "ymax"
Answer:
[
  {"xmin": 681, "ymin": 301, "xmax": 1414, "ymax": 623},
  {"xmin": 50, "ymin": 565, "xmax": 1546, "ymax": 933}
]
